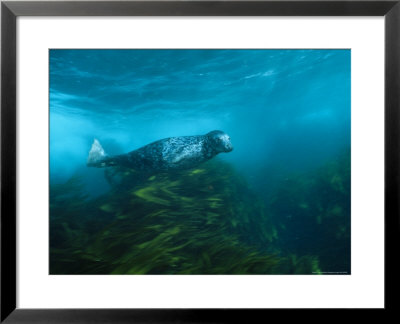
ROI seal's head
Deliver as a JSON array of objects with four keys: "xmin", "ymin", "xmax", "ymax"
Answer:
[{"xmin": 207, "ymin": 130, "xmax": 233, "ymax": 153}]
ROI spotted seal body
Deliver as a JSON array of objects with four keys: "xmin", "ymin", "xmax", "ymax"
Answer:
[{"xmin": 87, "ymin": 130, "xmax": 233, "ymax": 173}]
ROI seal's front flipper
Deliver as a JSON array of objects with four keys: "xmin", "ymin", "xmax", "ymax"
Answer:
[{"xmin": 87, "ymin": 139, "xmax": 109, "ymax": 167}]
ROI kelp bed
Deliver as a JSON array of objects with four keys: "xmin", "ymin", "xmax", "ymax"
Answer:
[{"xmin": 50, "ymin": 152, "xmax": 350, "ymax": 275}]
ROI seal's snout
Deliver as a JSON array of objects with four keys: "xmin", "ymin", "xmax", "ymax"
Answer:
[{"xmin": 225, "ymin": 143, "xmax": 233, "ymax": 152}]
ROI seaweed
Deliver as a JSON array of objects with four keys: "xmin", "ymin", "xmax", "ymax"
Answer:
[
  {"xmin": 50, "ymin": 160, "xmax": 283, "ymax": 274},
  {"xmin": 50, "ymin": 151, "xmax": 349, "ymax": 275}
]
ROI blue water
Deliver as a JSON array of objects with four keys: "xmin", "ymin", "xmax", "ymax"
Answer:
[{"xmin": 49, "ymin": 49, "xmax": 350, "ymax": 274}]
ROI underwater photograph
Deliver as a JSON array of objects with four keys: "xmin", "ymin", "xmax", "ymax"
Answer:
[{"xmin": 49, "ymin": 49, "xmax": 351, "ymax": 275}]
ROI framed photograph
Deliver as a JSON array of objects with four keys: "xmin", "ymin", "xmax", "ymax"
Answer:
[{"xmin": 1, "ymin": 0, "xmax": 399, "ymax": 322}]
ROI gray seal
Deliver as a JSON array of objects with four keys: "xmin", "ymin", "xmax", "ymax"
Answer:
[{"xmin": 87, "ymin": 130, "xmax": 233, "ymax": 173}]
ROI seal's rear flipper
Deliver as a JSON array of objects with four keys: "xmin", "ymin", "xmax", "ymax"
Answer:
[{"xmin": 87, "ymin": 139, "xmax": 108, "ymax": 167}]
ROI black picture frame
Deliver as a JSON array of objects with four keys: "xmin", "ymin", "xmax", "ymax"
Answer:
[{"xmin": 1, "ymin": 0, "xmax": 399, "ymax": 322}]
